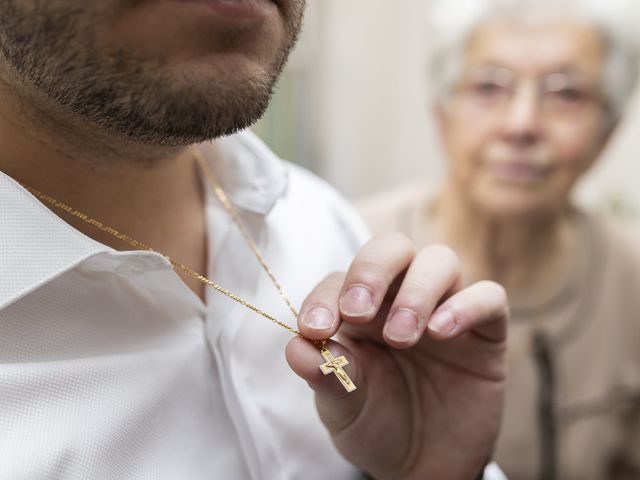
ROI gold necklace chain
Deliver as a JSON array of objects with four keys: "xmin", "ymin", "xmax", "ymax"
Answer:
[
  {"xmin": 20, "ymin": 150, "xmax": 357, "ymax": 393},
  {"xmin": 23, "ymin": 175, "xmax": 301, "ymax": 338},
  {"xmin": 192, "ymin": 149, "xmax": 301, "ymax": 322}
]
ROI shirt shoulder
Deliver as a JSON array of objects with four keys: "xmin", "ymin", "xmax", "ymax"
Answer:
[
  {"xmin": 276, "ymin": 162, "xmax": 372, "ymax": 252},
  {"xmin": 586, "ymin": 212, "xmax": 640, "ymax": 342},
  {"xmin": 594, "ymin": 213, "xmax": 640, "ymax": 271}
]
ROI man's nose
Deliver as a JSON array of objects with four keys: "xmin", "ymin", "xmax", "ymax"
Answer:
[{"xmin": 499, "ymin": 82, "xmax": 543, "ymax": 145}]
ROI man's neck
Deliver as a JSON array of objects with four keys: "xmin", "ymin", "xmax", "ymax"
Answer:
[
  {"xmin": 0, "ymin": 81, "xmax": 209, "ymax": 300},
  {"xmin": 433, "ymin": 182, "xmax": 575, "ymax": 304}
]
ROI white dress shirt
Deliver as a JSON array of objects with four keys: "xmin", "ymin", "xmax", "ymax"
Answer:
[{"xmin": 0, "ymin": 131, "xmax": 505, "ymax": 480}]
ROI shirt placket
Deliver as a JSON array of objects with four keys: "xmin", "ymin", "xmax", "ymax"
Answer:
[{"xmin": 204, "ymin": 194, "xmax": 269, "ymax": 480}]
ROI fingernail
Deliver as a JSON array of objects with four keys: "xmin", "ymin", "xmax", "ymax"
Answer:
[
  {"xmin": 385, "ymin": 309, "xmax": 419, "ymax": 342},
  {"xmin": 302, "ymin": 306, "xmax": 335, "ymax": 330},
  {"xmin": 428, "ymin": 310, "xmax": 456, "ymax": 335},
  {"xmin": 340, "ymin": 285, "xmax": 375, "ymax": 316}
]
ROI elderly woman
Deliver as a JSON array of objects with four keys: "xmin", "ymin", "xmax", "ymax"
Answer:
[{"xmin": 358, "ymin": 1, "xmax": 640, "ymax": 479}]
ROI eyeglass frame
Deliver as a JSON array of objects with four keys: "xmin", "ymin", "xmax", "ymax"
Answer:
[{"xmin": 446, "ymin": 65, "xmax": 611, "ymax": 119}]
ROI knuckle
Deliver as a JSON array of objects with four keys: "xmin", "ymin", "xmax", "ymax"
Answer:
[
  {"xmin": 421, "ymin": 244, "xmax": 461, "ymax": 271},
  {"xmin": 392, "ymin": 287, "xmax": 425, "ymax": 310},
  {"xmin": 475, "ymin": 280, "xmax": 510, "ymax": 318},
  {"xmin": 425, "ymin": 243, "xmax": 457, "ymax": 261},
  {"xmin": 365, "ymin": 232, "xmax": 416, "ymax": 263},
  {"xmin": 478, "ymin": 280, "xmax": 508, "ymax": 302},
  {"xmin": 445, "ymin": 299, "xmax": 464, "ymax": 319},
  {"xmin": 325, "ymin": 271, "xmax": 346, "ymax": 284},
  {"xmin": 348, "ymin": 259, "xmax": 394, "ymax": 290},
  {"xmin": 306, "ymin": 272, "xmax": 344, "ymax": 300},
  {"xmin": 385, "ymin": 231, "xmax": 416, "ymax": 253}
]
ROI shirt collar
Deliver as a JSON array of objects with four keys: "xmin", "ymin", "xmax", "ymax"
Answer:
[
  {"xmin": 199, "ymin": 130, "xmax": 289, "ymax": 216},
  {"xmin": 0, "ymin": 129, "xmax": 289, "ymax": 310},
  {"xmin": 0, "ymin": 171, "xmax": 111, "ymax": 310}
]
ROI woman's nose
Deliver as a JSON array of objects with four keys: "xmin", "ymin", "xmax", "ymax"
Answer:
[{"xmin": 499, "ymin": 82, "xmax": 544, "ymax": 145}]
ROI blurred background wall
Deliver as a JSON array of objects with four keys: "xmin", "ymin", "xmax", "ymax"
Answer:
[{"xmin": 253, "ymin": 0, "xmax": 640, "ymax": 217}]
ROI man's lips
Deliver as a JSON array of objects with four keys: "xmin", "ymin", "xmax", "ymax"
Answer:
[{"xmin": 175, "ymin": 0, "xmax": 278, "ymax": 19}]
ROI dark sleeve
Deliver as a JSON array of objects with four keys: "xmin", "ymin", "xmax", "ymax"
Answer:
[{"xmin": 611, "ymin": 401, "xmax": 640, "ymax": 480}]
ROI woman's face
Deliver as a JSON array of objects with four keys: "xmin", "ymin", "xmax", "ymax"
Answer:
[{"xmin": 438, "ymin": 20, "xmax": 613, "ymax": 219}]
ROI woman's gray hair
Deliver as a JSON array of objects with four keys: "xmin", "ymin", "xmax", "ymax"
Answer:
[{"xmin": 428, "ymin": 0, "xmax": 640, "ymax": 119}]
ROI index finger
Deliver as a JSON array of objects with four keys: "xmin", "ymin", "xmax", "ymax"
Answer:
[
  {"xmin": 297, "ymin": 233, "xmax": 415, "ymax": 341},
  {"xmin": 337, "ymin": 232, "xmax": 415, "ymax": 324}
]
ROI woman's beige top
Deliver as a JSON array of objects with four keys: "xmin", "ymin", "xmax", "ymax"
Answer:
[{"xmin": 357, "ymin": 182, "xmax": 640, "ymax": 480}]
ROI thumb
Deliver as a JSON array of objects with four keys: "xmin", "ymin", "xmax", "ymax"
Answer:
[{"xmin": 285, "ymin": 336, "xmax": 367, "ymax": 433}]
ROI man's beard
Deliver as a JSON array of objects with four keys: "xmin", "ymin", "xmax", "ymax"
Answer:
[{"xmin": 0, "ymin": 1, "xmax": 303, "ymax": 146}]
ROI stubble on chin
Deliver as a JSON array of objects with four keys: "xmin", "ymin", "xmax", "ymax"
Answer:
[{"xmin": 0, "ymin": 0, "xmax": 305, "ymax": 146}]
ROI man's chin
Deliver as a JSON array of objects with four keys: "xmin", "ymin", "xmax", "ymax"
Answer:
[
  {"xmin": 109, "ymin": 103, "xmax": 270, "ymax": 147},
  {"xmin": 0, "ymin": 0, "xmax": 296, "ymax": 148},
  {"xmin": 78, "ymin": 65, "xmax": 276, "ymax": 147}
]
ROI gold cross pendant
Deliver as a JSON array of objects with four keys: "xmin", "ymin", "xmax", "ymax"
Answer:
[{"xmin": 319, "ymin": 347, "xmax": 357, "ymax": 393}]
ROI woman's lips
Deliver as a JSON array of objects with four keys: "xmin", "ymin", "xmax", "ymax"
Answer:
[{"xmin": 487, "ymin": 160, "xmax": 552, "ymax": 184}]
